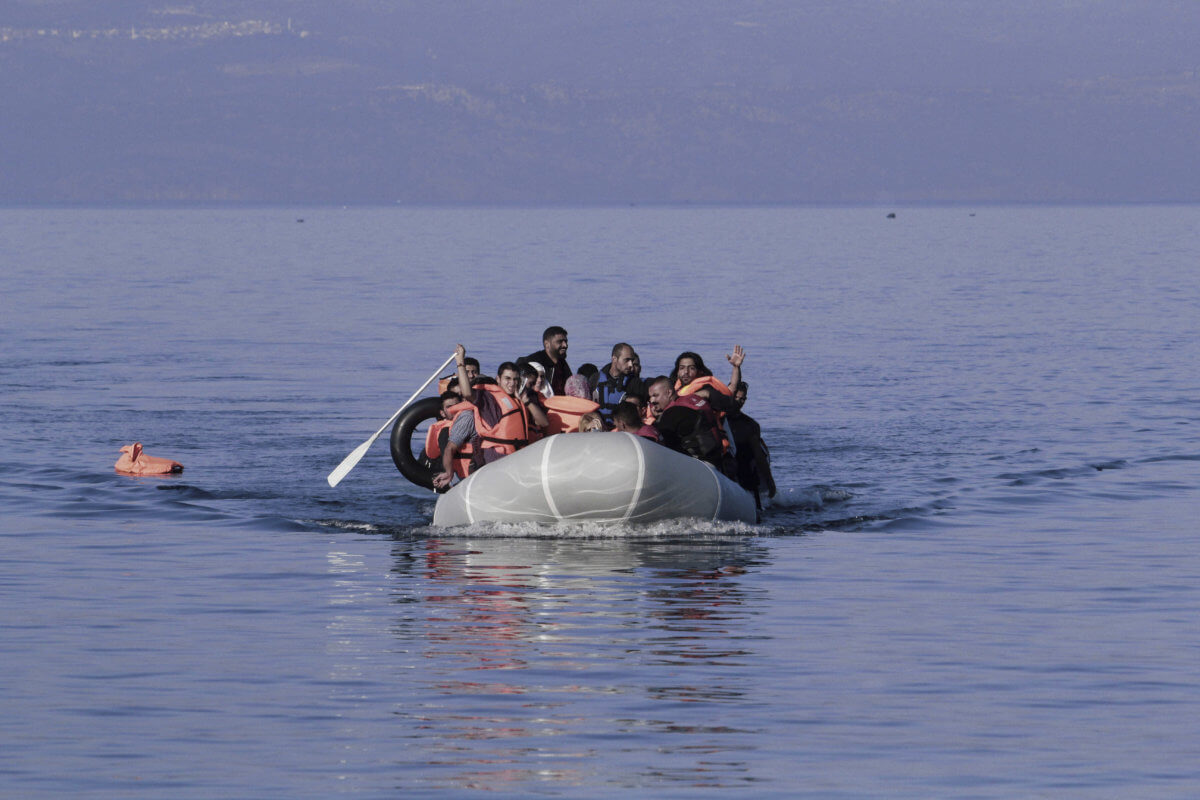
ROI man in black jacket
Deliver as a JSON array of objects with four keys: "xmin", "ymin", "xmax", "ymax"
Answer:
[{"xmin": 524, "ymin": 326, "xmax": 572, "ymax": 395}]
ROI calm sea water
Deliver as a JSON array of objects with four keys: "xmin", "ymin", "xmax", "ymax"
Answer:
[{"xmin": 1, "ymin": 206, "xmax": 1198, "ymax": 798}]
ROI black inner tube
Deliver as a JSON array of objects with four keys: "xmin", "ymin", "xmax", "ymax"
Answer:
[{"xmin": 390, "ymin": 396, "xmax": 445, "ymax": 490}]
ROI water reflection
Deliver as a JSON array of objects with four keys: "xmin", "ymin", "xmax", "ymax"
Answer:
[{"xmin": 384, "ymin": 534, "xmax": 771, "ymax": 792}]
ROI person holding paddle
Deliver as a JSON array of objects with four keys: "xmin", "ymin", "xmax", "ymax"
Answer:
[{"xmin": 432, "ymin": 345, "xmax": 549, "ymax": 490}]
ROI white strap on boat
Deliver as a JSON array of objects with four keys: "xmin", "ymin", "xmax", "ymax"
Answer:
[
  {"xmin": 621, "ymin": 432, "xmax": 646, "ymax": 523},
  {"xmin": 540, "ymin": 435, "xmax": 563, "ymax": 521},
  {"xmin": 462, "ymin": 471, "xmax": 476, "ymax": 525}
]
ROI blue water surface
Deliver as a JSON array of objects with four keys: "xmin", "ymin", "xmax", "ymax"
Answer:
[{"xmin": 1, "ymin": 206, "xmax": 1198, "ymax": 798}]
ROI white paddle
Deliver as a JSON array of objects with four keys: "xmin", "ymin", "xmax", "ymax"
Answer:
[{"xmin": 326, "ymin": 352, "xmax": 457, "ymax": 487}]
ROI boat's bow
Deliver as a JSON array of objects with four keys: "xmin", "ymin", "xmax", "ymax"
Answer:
[{"xmin": 432, "ymin": 432, "xmax": 756, "ymax": 526}]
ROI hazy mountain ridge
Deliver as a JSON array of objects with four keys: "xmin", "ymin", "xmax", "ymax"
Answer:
[{"xmin": 4, "ymin": 1, "xmax": 1199, "ymax": 204}]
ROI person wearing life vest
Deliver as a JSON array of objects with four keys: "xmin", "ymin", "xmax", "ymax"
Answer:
[
  {"xmin": 670, "ymin": 346, "xmax": 746, "ymax": 455},
  {"xmin": 595, "ymin": 342, "xmax": 644, "ymax": 421},
  {"xmin": 436, "ymin": 356, "xmax": 482, "ymax": 395},
  {"xmin": 647, "ymin": 376, "xmax": 737, "ymax": 477},
  {"xmin": 671, "ymin": 346, "xmax": 744, "ymax": 399},
  {"xmin": 422, "ymin": 391, "xmax": 475, "ymax": 481},
  {"xmin": 432, "ymin": 346, "xmax": 550, "ymax": 490},
  {"xmin": 611, "ymin": 401, "xmax": 661, "ymax": 442}
]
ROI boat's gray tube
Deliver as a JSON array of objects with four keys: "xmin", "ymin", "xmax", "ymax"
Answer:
[{"xmin": 432, "ymin": 431, "xmax": 757, "ymax": 527}]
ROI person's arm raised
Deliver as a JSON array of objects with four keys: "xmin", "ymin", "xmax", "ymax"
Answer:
[
  {"xmin": 726, "ymin": 344, "xmax": 745, "ymax": 389},
  {"xmin": 453, "ymin": 344, "xmax": 474, "ymax": 403}
]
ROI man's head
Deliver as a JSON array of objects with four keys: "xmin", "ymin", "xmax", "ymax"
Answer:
[
  {"xmin": 542, "ymin": 326, "xmax": 568, "ymax": 362},
  {"xmin": 647, "ymin": 376, "xmax": 676, "ymax": 418},
  {"xmin": 463, "ymin": 357, "xmax": 481, "ymax": 384},
  {"xmin": 734, "ymin": 381, "xmax": 749, "ymax": 408},
  {"xmin": 577, "ymin": 362, "xmax": 599, "ymax": 392},
  {"xmin": 496, "ymin": 361, "xmax": 521, "ymax": 396},
  {"xmin": 517, "ymin": 360, "xmax": 539, "ymax": 389},
  {"xmin": 609, "ymin": 343, "xmax": 636, "ymax": 377},
  {"xmin": 439, "ymin": 390, "xmax": 459, "ymax": 419},
  {"xmin": 611, "ymin": 402, "xmax": 643, "ymax": 433},
  {"xmin": 578, "ymin": 412, "xmax": 604, "ymax": 432},
  {"xmin": 623, "ymin": 391, "xmax": 648, "ymax": 416},
  {"xmin": 672, "ymin": 351, "xmax": 709, "ymax": 388}
]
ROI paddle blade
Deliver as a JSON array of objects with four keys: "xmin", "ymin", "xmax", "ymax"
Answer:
[{"xmin": 327, "ymin": 440, "xmax": 371, "ymax": 487}]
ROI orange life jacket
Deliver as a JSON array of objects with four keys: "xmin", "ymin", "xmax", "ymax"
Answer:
[
  {"xmin": 424, "ymin": 400, "xmax": 475, "ymax": 479},
  {"xmin": 114, "ymin": 442, "xmax": 183, "ymax": 475},
  {"xmin": 642, "ymin": 405, "xmax": 657, "ymax": 426},
  {"xmin": 676, "ymin": 375, "xmax": 734, "ymax": 397},
  {"xmin": 471, "ymin": 384, "xmax": 530, "ymax": 461},
  {"xmin": 675, "ymin": 375, "xmax": 734, "ymax": 452},
  {"xmin": 541, "ymin": 395, "xmax": 600, "ymax": 435}
]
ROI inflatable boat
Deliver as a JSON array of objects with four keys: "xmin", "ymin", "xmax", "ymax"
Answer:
[{"xmin": 430, "ymin": 431, "xmax": 757, "ymax": 527}]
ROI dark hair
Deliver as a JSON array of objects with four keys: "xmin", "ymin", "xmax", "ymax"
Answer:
[
  {"xmin": 496, "ymin": 361, "xmax": 520, "ymax": 377},
  {"xmin": 611, "ymin": 403, "xmax": 642, "ymax": 428},
  {"xmin": 735, "ymin": 381, "xmax": 748, "ymax": 394},
  {"xmin": 648, "ymin": 375, "xmax": 672, "ymax": 393},
  {"xmin": 440, "ymin": 390, "xmax": 459, "ymax": 403},
  {"xmin": 463, "ymin": 356, "xmax": 480, "ymax": 370},
  {"xmin": 578, "ymin": 363, "xmax": 598, "ymax": 379},
  {"xmin": 623, "ymin": 390, "xmax": 648, "ymax": 408},
  {"xmin": 542, "ymin": 326, "xmax": 567, "ymax": 342},
  {"xmin": 670, "ymin": 351, "xmax": 712, "ymax": 384},
  {"xmin": 611, "ymin": 342, "xmax": 633, "ymax": 358}
]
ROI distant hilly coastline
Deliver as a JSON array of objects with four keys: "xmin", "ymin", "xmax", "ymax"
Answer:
[{"xmin": 3, "ymin": 1, "xmax": 1199, "ymax": 205}]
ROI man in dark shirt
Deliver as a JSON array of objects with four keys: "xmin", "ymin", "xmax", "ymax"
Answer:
[
  {"xmin": 726, "ymin": 382, "xmax": 777, "ymax": 507},
  {"xmin": 524, "ymin": 326, "xmax": 572, "ymax": 396}
]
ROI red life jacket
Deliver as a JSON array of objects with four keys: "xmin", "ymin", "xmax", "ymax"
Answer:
[
  {"xmin": 674, "ymin": 376, "xmax": 734, "ymax": 452},
  {"xmin": 663, "ymin": 394, "xmax": 726, "ymax": 462}
]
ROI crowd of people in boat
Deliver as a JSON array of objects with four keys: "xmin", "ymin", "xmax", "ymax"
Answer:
[{"xmin": 424, "ymin": 326, "xmax": 777, "ymax": 508}]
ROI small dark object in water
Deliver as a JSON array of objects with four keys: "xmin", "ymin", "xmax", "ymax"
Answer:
[
  {"xmin": 297, "ymin": 218, "xmax": 305, "ymax": 223},
  {"xmin": 887, "ymin": 212, "xmax": 896, "ymax": 219}
]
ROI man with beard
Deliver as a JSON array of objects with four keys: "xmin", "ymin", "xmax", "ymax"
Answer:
[{"xmin": 524, "ymin": 326, "xmax": 572, "ymax": 396}]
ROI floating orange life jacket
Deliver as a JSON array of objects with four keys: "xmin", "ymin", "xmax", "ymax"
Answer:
[
  {"xmin": 114, "ymin": 442, "xmax": 183, "ymax": 475},
  {"xmin": 541, "ymin": 395, "xmax": 601, "ymax": 435},
  {"xmin": 471, "ymin": 384, "xmax": 530, "ymax": 461}
]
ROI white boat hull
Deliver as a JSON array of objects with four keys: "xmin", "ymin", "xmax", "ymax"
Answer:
[{"xmin": 432, "ymin": 432, "xmax": 757, "ymax": 527}]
